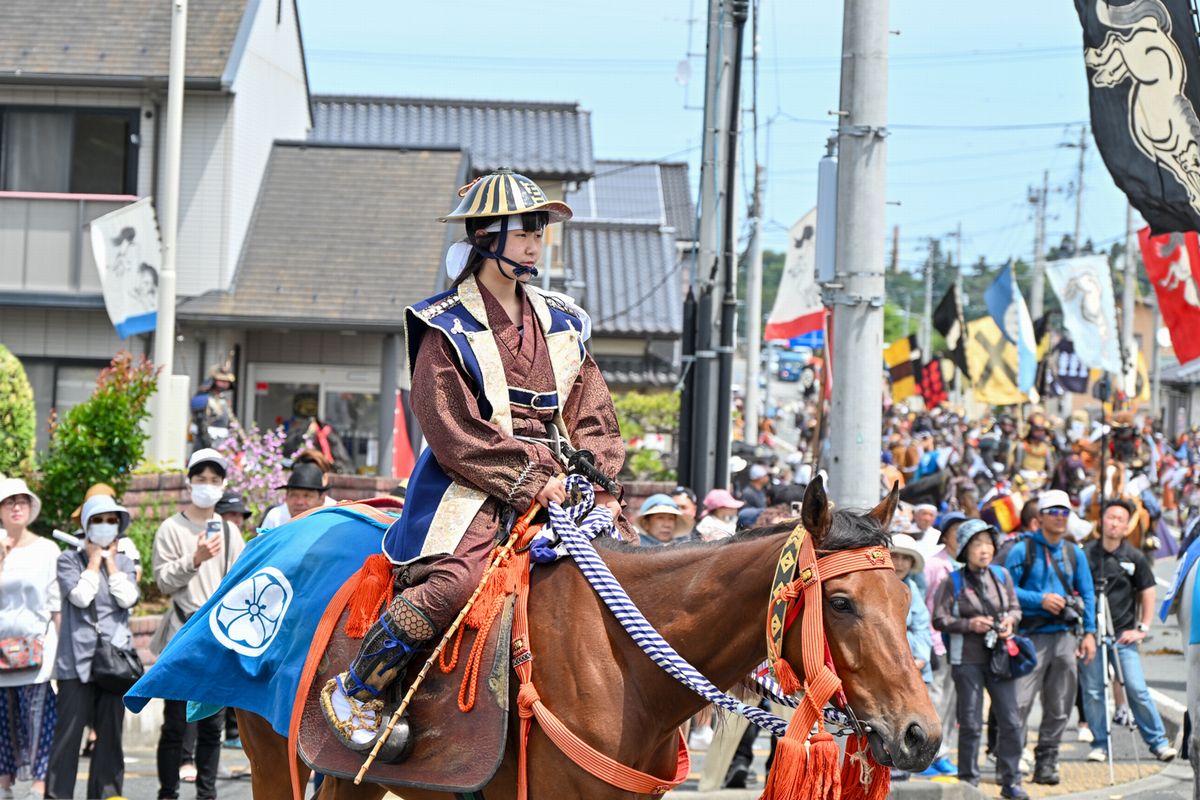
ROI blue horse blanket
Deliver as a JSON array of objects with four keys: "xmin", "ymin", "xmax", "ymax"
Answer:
[
  {"xmin": 125, "ymin": 504, "xmax": 394, "ymax": 737},
  {"xmin": 1160, "ymin": 536, "xmax": 1200, "ymax": 645}
]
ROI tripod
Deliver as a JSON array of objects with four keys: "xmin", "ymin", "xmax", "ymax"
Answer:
[{"xmin": 1096, "ymin": 580, "xmax": 1143, "ymax": 785}]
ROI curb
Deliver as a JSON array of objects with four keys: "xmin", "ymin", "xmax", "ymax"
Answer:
[{"xmin": 1056, "ymin": 759, "xmax": 1193, "ymax": 798}]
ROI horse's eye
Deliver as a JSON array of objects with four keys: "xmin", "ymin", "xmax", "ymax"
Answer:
[{"xmin": 829, "ymin": 596, "xmax": 854, "ymax": 614}]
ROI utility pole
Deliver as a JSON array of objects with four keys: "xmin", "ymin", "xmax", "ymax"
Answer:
[
  {"xmin": 829, "ymin": 0, "xmax": 889, "ymax": 508},
  {"xmin": 681, "ymin": 0, "xmax": 729, "ymax": 496},
  {"xmin": 1074, "ymin": 126, "xmax": 1087, "ymax": 255},
  {"xmin": 150, "ymin": 0, "xmax": 187, "ymax": 464},
  {"xmin": 744, "ymin": 163, "xmax": 766, "ymax": 450},
  {"xmin": 921, "ymin": 239, "xmax": 934, "ymax": 358},
  {"xmin": 713, "ymin": 0, "xmax": 750, "ymax": 488},
  {"xmin": 951, "ymin": 222, "xmax": 964, "ymax": 402},
  {"xmin": 1121, "ymin": 202, "xmax": 1137, "ymax": 398},
  {"xmin": 890, "ymin": 225, "xmax": 900, "ymax": 274},
  {"xmin": 1030, "ymin": 170, "xmax": 1048, "ymax": 318}
]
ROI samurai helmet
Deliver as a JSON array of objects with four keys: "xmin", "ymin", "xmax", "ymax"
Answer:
[{"xmin": 439, "ymin": 169, "xmax": 572, "ymax": 224}]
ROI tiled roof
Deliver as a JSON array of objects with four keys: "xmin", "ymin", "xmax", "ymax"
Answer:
[
  {"xmin": 0, "ymin": 0, "xmax": 250, "ymax": 84},
  {"xmin": 310, "ymin": 95, "xmax": 594, "ymax": 180},
  {"xmin": 594, "ymin": 354, "xmax": 678, "ymax": 388},
  {"xmin": 567, "ymin": 220, "xmax": 682, "ymax": 337},
  {"xmin": 179, "ymin": 143, "xmax": 464, "ymax": 329},
  {"xmin": 565, "ymin": 160, "xmax": 695, "ymax": 241}
]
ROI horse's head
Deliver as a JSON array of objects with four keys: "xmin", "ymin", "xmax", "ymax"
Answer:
[{"xmin": 792, "ymin": 477, "xmax": 940, "ymax": 772}]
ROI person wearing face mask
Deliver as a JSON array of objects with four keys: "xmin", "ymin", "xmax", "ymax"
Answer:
[
  {"xmin": 45, "ymin": 495, "xmax": 139, "ymax": 800},
  {"xmin": 149, "ymin": 449, "xmax": 245, "ymax": 800}
]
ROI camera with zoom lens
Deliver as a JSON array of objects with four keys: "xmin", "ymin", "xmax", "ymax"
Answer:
[{"xmin": 1060, "ymin": 595, "xmax": 1085, "ymax": 632}]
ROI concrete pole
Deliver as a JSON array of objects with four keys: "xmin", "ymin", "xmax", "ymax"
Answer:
[
  {"xmin": 1030, "ymin": 170, "xmax": 1048, "ymax": 319},
  {"xmin": 954, "ymin": 221, "xmax": 963, "ymax": 403},
  {"xmin": 150, "ymin": 0, "xmax": 187, "ymax": 463},
  {"xmin": 378, "ymin": 333, "xmax": 399, "ymax": 479},
  {"xmin": 828, "ymin": 0, "xmax": 889, "ymax": 508},
  {"xmin": 922, "ymin": 239, "xmax": 934, "ymax": 358},
  {"xmin": 1074, "ymin": 126, "xmax": 1087, "ymax": 255},
  {"xmin": 744, "ymin": 163, "xmax": 765, "ymax": 449},
  {"xmin": 1121, "ymin": 202, "xmax": 1137, "ymax": 398}
]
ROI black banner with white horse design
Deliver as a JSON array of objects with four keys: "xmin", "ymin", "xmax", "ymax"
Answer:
[{"xmin": 1076, "ymin": 0, "xmax": 1200, "ymax": 233}]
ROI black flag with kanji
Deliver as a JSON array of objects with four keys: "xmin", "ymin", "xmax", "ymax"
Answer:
[
  {"xmin": 1053, "ymin": 336, "xmax": 1090, "ymax": 394},
  {"xmin": 918, "ymin": 360, "xmax": 948, "ymax": 407},
  {"xmin": 932, "ymin": 285, "xmax": 968, "ymax": 376},
  {"xmin": 1075, "ymin": 0, "xmax": 1200, "ymax": 233}
]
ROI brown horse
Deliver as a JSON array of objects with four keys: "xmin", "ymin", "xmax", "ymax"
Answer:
[{"xmin": 238, "ymin": 476, "xmax": 939, "ymax": 799}]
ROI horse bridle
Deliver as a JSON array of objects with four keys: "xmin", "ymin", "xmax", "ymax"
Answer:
[{"xmin": 765, "ymin": 522, "xmax": 896, "ymax": 741}]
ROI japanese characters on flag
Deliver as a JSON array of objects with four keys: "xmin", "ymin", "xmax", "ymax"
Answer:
[
  {"xmin": 763, "ymin": 208, "xmax": 826, "ymax": 341},
  {"xmin": 89, "ymin": 198, "xmax": 162, "ymax": 339},
  {"xmin": 1138, "ymin": 227, "xmax": 1200, "ymax": 364},
  {"xmin": 1043, "ymin": 255, "xmax": 1124, "ymax": 374}
]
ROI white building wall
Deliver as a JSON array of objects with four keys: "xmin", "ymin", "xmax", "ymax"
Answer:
[
  {"xmin": 224, "ymin": 0, "xmax": 311, "ymax": 286},
  {"xmin": 172, "ymin": 93, "xmax": 234, "ymax": 298},
  {"xmin": 0, "ymin": 307, "xmax": 124, "ymax": 359}
]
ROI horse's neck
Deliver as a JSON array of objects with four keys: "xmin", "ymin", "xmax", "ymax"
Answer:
[{"xmin": 606, "ymin": 533, "xmax": 788, "ymax": 724}]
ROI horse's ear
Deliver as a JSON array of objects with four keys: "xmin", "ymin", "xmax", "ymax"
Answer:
[
  {"xmin": 801, "ymin": 474, "xmax": 833, "ymax": 538},
  {"xmin": 866, "ymin": 481, "xmax": 900, "ymax": 531}
]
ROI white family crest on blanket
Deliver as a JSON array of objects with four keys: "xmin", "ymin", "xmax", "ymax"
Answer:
[{"xmin": 209, "ymin": 567, "xmax": 294, "ymax": 657}]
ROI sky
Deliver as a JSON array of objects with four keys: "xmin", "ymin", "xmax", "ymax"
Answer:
[{"xmin": 295, "ymin": 0, "xmax": 1133, "ymax": 280}]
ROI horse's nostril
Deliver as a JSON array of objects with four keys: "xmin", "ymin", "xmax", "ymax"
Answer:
[{"xmin": 903, "ymin": 722, "xmax": 927, "ymax": 751}]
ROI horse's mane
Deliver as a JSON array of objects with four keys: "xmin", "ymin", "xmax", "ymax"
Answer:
[{"xmin": 598, "ymin": 507, "xmax": 892, "ymax": 555}]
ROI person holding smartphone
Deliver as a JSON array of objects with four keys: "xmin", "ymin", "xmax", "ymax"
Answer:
[{"xmin": 149, "ymin": 450, "xmax": 245, "ymax": 800}]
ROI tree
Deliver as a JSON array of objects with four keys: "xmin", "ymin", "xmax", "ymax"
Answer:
[
  {"xmin": 0, "ymin": 345, "xmax": 36, "ymax": 480},
  {"xmin": 37, "ymin": 352, "xmax": 158, "ymax": 533}
]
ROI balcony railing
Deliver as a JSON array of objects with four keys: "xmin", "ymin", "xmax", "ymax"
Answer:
[{"xmin": 0, "ymin": 191, "xmax": 138, "ymax": 295}]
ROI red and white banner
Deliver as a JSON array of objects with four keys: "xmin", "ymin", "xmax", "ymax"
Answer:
[
  {"xmin": 1138, "ymin": 227, "xmax": 1200, "ymax": 365},
  {"xmin": 763, "ymin": 208, "xmax": 826, "ymax": 341}
]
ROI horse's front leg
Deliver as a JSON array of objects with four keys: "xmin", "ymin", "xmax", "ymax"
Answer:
[{"xmin": 235, "ymin": 709, "xmax": 311, "ymax": 800}]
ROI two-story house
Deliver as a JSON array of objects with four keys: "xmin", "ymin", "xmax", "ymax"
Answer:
[{"xmin": 0, "ymin": 0, "xmax": 311, "ymax": 448}]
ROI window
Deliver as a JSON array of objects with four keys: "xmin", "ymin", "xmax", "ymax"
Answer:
[
  {"xmin": 0, "ymin": 107, "xmax": 138, "ymax": 194},
  {"xmin": 22, "ymin": 359, "xmax": 107, "ymax": 451}
]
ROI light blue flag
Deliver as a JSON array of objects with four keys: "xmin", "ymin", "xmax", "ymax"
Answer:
[
  {"xmin": 1044, "ymin": 255, "xmax": 1123, "ymax": 374},
  {"xmin": 125, "ymin": 504, "xmax": 395, "ymax": 737},
  {"xmin": 984, "ymin": 263, "xmax": 1038, "ymax": 394}
]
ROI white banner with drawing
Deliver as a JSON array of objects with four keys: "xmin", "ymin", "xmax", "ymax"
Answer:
[{"xmin": 89, "ymin": 197, "xmax": 162, "ymax": 339}]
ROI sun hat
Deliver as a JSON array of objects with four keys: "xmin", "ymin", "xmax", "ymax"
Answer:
[
  {"xmin": 0, "ymin": 478, "xmax": 41, "ymax": 525},
  {"xmin": 215, "ymin": 491, "xmax": 251, "ymax": 517},
  {"xmin": 954, "ymin": 518, "xmax": 1000, "ymax": 562},
  {"xmin": 70, "ymin": 482, "xmax": 117, "ymax": 526},
  {"xmin": 1037, "ymin": 489, "xmax": 1072, "ymax": 512},
  {"xmin": 635, "ymin": 494, "xmax": 690, "ymax": 538},
  {"xmin": 889, "ymin": 533, "xmax": 926, "ymax": 573},
  {"xmin": 187, "ymin": 447, "xmax": 228, "ymax": 475},
  {"xmin": 81, "ymin": 494, "xmax": 131, "ymax": 534},
  {"xmin": 935, "ymin": 510, "xmax": 967, "ymax": 534},
  {"xmin": 276, "ymin": 462, "xmax": 328, "ymax": 492},
  {"xmin": 702, "ymin": 488, "xmax": 746, "ymax": 516}
]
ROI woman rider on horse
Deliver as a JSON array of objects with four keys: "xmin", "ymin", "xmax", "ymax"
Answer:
[{"xmin": 322, "ymin": 169, "xmax": 632, "ymax": 754}]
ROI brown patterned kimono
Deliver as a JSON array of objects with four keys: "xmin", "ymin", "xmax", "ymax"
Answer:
[{"xmin": 403, "ymin": 283, "xmax": 630, "ymax": 628}]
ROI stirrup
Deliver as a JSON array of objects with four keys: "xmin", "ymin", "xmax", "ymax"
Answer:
[{"xmin": 320, "ymin": 674, "xmax": 415, "ymax": 762}]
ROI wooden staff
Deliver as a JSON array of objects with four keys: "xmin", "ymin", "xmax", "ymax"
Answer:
[{"xmin": 354, "ymin": 503, "xmax": 540, "ymax": 783}]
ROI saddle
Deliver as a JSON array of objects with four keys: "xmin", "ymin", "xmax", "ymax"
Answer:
[{"xmin": 296, "ymin": 575, "xmax": 515, "ymax": 793}]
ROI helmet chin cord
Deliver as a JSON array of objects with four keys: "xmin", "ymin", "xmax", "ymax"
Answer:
[{"xmin": 473, "ymin": 216, "xmax": 539, "ymax": 280}]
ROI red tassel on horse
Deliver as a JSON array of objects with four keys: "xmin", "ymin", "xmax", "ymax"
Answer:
[
  {"xmin": 759, "ymin": 719, "xmax": 839, "ymax": 800},
  {"xmin": 839, "ymin": 734, "xmax": 890, "ymax": 800},
  {"xmin": 343, "ymin": 554, "xmax": 395, "ymax": 638}
]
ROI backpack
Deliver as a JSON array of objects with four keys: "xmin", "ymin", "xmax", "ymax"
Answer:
[{"xmin": 1017, "ymin": 537, "xmax": 1077, "ymax": 591}]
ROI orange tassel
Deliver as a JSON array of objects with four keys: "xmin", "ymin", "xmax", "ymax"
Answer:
[
  {"xmin": 344, "ymin": 554, "xmax": 395, "ymax": 638},
  {"xmin": 760, "ymin": 719, "xmax": 840, "ymax": 800},
  {"xmin": 772, "ymin": 658, "xmax": 802, "ymax": 698},
  {"xmin": 839, "ymin": 735, "xmax": 890, "ymax": 800}
]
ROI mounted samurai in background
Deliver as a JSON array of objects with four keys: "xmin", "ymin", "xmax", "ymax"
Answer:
[{"xmin": 320, "ymin": 169, "xmax": 632, "ymax": 755}]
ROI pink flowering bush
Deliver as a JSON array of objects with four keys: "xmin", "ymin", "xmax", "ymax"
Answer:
[{"xmin": 217, "ymin": 421, "xmax": 305, "ymax": 524}]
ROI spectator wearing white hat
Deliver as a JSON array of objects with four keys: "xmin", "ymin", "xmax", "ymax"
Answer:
[
  {"xmin": 46, "ymin": 495, "xmax": 139, "ymax": 800},
  {"xmin": 634, "ymin": 495, "xmax": 690, "ymax": 547},
  {"xmin": 696, "ymin": 489, "xmax": 745, "ymax": 542},
  {"xmin": 0, "ymin": 478, "xmax": 62, "ymax": 799},
  {"xmin": 739, "ymin": 465, "xmax": 771, "ymax": 509},
  {"xmin": 149, "ymin": 449, "xmax": 246, "ymax": 800},
  {"xmin": 889, "ymin": 533, "xmax": 934, "ymax": 685}
]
